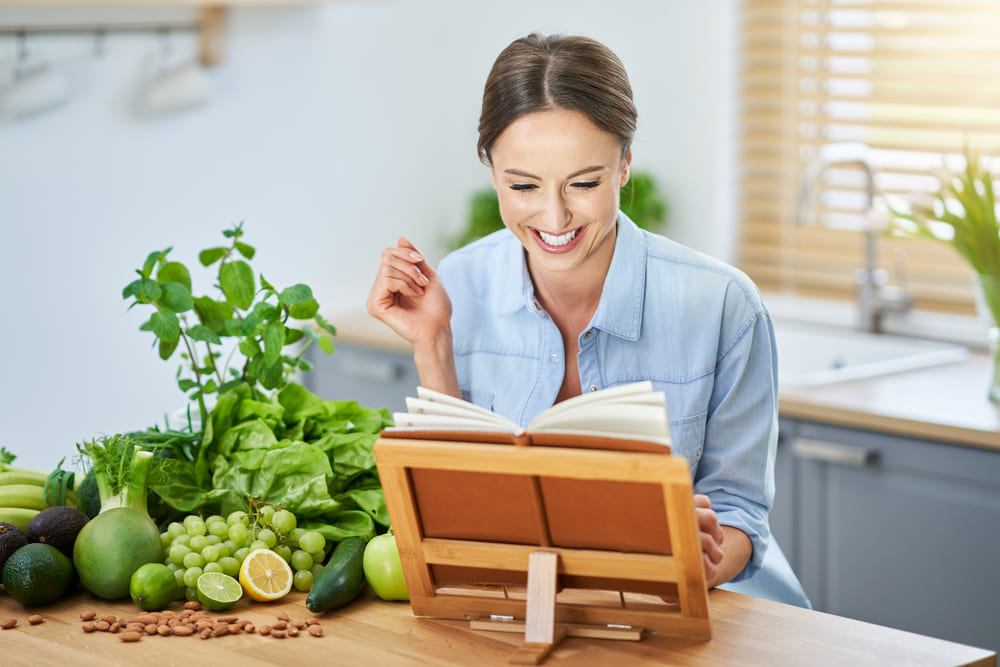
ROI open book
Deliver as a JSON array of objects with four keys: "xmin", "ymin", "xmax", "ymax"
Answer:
[{"xmin": 384, "ymin": 381, "xmax": 671, "ymax": 452}]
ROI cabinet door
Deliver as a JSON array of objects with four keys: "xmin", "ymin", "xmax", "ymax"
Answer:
[
  {"xmin": 303, "ymin": 342, "xmax": 418, "ymax": 412},
  {"xmin": 790, "ymin": 419, "xmax": 1000, "ymax": 654}
]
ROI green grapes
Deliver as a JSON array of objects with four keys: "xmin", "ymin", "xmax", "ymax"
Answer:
[{"xmin": 158, "ymin": 502, "xmax": 327, "ymax": 596}]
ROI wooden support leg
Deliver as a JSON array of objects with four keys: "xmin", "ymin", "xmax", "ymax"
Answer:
[{"xmin": 510, "ymin": 551, "xmax": 565, "ymax": 665}]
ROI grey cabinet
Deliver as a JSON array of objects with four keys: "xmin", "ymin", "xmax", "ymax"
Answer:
[
  {"xmin": 775, "ymin": 417, "xmax": 1000, "ymax": 654},
  {"xmin": 302, "ymin": 341, "xmax": 418, "ymax": 413}
]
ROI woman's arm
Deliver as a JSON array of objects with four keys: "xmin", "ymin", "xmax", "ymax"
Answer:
[{"xmin": 366, "ymin": 237, "xmax": 461, "ymax": 398}]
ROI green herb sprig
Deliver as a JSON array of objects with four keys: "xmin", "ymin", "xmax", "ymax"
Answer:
[{"xmin": 122, "ymin": 223, "xmax": 337, "ymax": 428}]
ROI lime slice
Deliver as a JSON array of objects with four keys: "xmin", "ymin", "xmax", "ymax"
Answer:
[{"xmin": 196, "ymin": 571, "xmax": 243, "ymax": 611}]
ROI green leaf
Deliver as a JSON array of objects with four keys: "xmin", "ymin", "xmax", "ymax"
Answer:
[
  {"xmin": 317, "ymin": 334, "xmax": 334, "ymax": 355},
  {"xmin": 263, "ymin": 320, "xmax": 285, "ymax": 364},
  {"xmin": 124, "ymin": 278, "xmax": 162, "ymax": 304},
  {"xmin": 259, "ymin": 360, "xmax": 284, "ymax": 390},
  {"xmin": 149, "ymin": 309, "xmax": 180, "ymax": 340},
  {"xmin": 220, "ymin": 260, "xmax": 255, "ymax": 310},
  {"xmin": 288, "ymin": 299, "xmax": 319, "ymax": 320},
  {"xmin": 260, "ymin": 274, "xmax": 277, "ymax": 293},
  {"xmin": 157, "ymin": 261, "xmax": 192, "ymax": 291},
  {"xmin": 203, "ymin": 379, "xmax": 219, "ymax": 394},
  {"xmin": 284, "ymin": 328, "xmax": 304, "ymax": 345},
  {"xmin": 199, "ymin": 247, "xmax": 228, "ymax": 267},
  {"xmin": 187, "ymin": 324, "xmax": 223, "ymax": 345},
  {"xmin": 159, "ymin": 335, "xmax": 179, "ymax": 360},
  {"xmin": 141, "ymin": 249, "xmax": 167, "ymax": 279},
  {"xmin": 193, "ymin": 296, "xmax": 235, "ymax": 335},
  {"xmin": 235, "ymin": 241, "xmax": 256, "ymax": 260},
  {"xmin": 158, "ymin": 282, "xmax": 194, "ymax": 313},
  {"xmin": 239, "ymin": 339, "xmax": 261, "ymax": 358},
  {"xmin": 298, "ymin": 358, "xmax": 313, "ymax": 372},
  {"xmin": 279, "ymin": 284, "xmax": 313, "ymax": 306},
  {"xmin": 178, "ymin": 378, "xmax": 199, "ymax": 392}
]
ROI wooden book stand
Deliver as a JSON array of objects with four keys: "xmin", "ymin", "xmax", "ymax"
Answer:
[{"xmin": 374, "ymin": 434, "xmax": 711, "ymax": 664}]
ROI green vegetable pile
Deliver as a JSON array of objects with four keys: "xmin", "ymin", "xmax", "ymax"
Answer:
[{"xmin": 106, "ymin": 224, "xmax": 392, "ymax": 542}]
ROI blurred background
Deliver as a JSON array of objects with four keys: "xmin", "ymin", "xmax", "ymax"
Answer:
[{"xmin": 0, "ymin": 1, "xmax": 736, "ymax": 471}]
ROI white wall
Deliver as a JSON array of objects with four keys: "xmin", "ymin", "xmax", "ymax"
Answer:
[{"xmin": 0, "ymin": 0, "xmax": 736, "ymax": 471}]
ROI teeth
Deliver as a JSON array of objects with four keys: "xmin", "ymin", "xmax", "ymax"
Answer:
[{"xmin": 537, "ymin": 229, "xmax": 579, "ymax": 246}]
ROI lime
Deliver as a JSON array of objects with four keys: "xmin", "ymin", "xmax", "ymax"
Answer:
[
  {"xmin": 130, "ymin": 562, "xmax": 177, "ymax": 611},
  {"xmin": 2, "ymin": 542, "xmax": 74, "ymax": 606},
  {"xmin": 196, "ymin": 571, "xmax": 243, "ymax": 611}
]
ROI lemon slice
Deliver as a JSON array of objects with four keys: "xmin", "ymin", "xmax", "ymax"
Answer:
[
  {"xmin": 238, "ymin": 548, "xmax": 293, "ymax": 602},
  {"xmin": 196, "ymin": 572, "xmax": 243, "ymax": 611}
]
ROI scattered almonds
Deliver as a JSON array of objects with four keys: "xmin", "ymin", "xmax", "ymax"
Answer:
[
  {"xmin": 70, "ymin": 605, "xmax": 324, "ymax": 643},
  {"xmin": 1, "ymin": 619, "xmax": 17, "ymax": 630},
  {"xmin": 28, "ymin": 615, "xmax": 43, "ymax": 625}
]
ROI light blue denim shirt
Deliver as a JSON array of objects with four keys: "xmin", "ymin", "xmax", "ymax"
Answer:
[{"xmin": 437, "ymin": 213, "xmax": 810, "ymax": 608}]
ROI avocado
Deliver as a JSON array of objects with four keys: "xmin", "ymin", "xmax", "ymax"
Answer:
[
  {"xmin": 0, "ymin": 521, "xmax": 29, "ymax": 574},
  {"xmin": 2, "ymin": 542, "xmax": 75, "ymax": 606},
  {"xmin": 27, "ymin": 506, "xmax": 90, "ymax": 558}
]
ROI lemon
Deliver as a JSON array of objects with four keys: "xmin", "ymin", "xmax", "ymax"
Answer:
[
  {"xmin": 238, "ymin": 548, "xmax": 293, "ymax": 602},
  {"xmin": 130, "ymin": 562, "xmax": 177, "ymax": 611},
  {"xmin": 196, "ymin": 572, "xmax": 243, "ymax": 611}
]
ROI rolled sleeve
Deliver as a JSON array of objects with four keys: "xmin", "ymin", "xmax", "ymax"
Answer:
[{"xmin": 695, "ymin": 301, "xmax": 779, "ymax": 582}]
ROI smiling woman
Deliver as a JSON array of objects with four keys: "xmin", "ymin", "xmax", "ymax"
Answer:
[{"xmin": 366, "ymin": 32, "xmax": 810, "ymax": 609}]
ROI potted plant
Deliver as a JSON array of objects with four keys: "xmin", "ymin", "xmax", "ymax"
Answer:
[
  {"xmin": 887, "ymin": 146, "xmax": 1000, "ymax": 402},
  {"xmin": 446, "ymin": 169, "xmax": 669, "ymax": 251}
]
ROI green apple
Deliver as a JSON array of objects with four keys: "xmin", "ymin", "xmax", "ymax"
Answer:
[{"xmin": 362, "ymin": 531, "xmax": 409, "ymax": 601}]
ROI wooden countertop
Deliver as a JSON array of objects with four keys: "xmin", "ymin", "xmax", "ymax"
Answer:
[{"xmin": 1, "ymin": 587, "xmax": 995, "ymax": 666}]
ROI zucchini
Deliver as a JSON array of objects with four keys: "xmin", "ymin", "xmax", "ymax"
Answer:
[{"xmin": 306, "ymin": 536, "xmax": 367, "ymax": 613}]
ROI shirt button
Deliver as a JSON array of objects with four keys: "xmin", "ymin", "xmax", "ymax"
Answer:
[
  {"xmin": 589, "ymin": 385, "xmax": 598, "ymax": 392},
  {"xmin": 533, "ymin": 300, "xmax": 542, "ymax": 310},
  {"xmin": 584, "ymin": 330, "xmax": 593, "ymax": 339},
  {"xmin": 550, "ymin": 354, "xmax": 559, "ymax": 364}
]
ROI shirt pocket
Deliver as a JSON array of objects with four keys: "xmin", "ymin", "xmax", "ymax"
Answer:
[
  {"xmin": 667, "ymin": 412, "xmax": 707, "ymax": 472},
  {"xmin": 459, "ymin": 388, "xmax": 495, "ymax": 412}
]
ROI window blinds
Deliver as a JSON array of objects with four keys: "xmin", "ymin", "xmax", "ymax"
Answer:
[{"xmin": 737, "ymin": 0, "xmax": 1000, "ymax": 312}]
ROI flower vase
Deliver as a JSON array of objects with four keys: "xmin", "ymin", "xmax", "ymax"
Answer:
[{"xmin": 974, "ymin": 273, "xmax": 1000, "ymax": 403}]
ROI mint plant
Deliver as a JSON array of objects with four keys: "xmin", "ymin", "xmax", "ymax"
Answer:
[{"xmin": 122, "ymin": 223, "xmax": 336, "ymax": 427}]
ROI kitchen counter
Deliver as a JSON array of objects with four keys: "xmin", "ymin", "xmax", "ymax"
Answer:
[
  {"xmin": 778, "ymin": 350, "xmax": 1000, "ymax": 451},
  {"xmin": 1, "ymin": 587, "xmax": 995, "ymax": 666}
]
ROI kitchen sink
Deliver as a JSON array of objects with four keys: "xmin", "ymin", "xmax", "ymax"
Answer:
[{"xmin": 773, "ymin": 320, "xmax": 970, "ymax": 388}]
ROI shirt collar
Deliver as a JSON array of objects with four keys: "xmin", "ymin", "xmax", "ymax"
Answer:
[{"xmin": 494, "ymin": 212, "xmax": 647, "ymax": 341}]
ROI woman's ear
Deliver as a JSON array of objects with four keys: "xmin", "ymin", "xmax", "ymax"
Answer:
[{"xmin": 620, "ymin": 147, "xmax": 633, "ymax": 187}]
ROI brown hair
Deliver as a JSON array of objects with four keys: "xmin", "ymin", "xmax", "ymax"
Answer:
[{"xmin": 477, "ymin": 33, "xmax": 637, "ymax": 166}]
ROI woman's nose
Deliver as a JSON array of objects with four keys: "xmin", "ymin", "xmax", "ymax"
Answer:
[{"xmin": 542, "ymin": 191, "xmax": 571, "ymax": 230}]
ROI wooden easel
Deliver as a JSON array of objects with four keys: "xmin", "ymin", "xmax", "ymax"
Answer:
[{"xmin": 374, "ymin": 436, "xmax": 711, "ymax": 664}]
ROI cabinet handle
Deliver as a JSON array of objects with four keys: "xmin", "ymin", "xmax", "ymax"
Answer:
[{"xmin": 791, "ymin": 438, "xmax": 878, "ymax": 468}]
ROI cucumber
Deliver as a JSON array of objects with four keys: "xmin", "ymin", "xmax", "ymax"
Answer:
[{"xmin": 306, "ymin": 536, "xmax": 367, "ymax": 613}]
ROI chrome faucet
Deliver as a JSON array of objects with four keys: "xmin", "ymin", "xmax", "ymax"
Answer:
[{"xmin": 796, "ymin": 142, "xmax": 912, "ymax": 334}]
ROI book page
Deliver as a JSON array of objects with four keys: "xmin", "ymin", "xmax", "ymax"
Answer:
[
  {"xmin": 530, "ymin": 402, "xmax": 670, "ymax": 443},
  {"xmin": 526, "ymin": 381, "xmax": 664, "ymax": 426},
  {"xmin": 404, "ymin": 396, "xmax": 515, "ymax": 428},
  {"xmin": 390, "ymin": 411, "xmax": 519, "ymax": 433}
]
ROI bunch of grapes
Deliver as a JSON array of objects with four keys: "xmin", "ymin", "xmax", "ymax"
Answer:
[{"xmin": 159, "ymin": 502, "xmax": 327, "ymax": 601}]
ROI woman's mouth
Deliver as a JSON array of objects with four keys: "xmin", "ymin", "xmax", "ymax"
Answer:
[{"xmin": 533, "ymin": 226, "xmax": 585, "ymax": 253}]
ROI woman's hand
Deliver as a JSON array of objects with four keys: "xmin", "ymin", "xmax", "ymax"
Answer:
[
  {"xmin": 694, "ymin": 494, "xmax": 726, "ymax": 586},
  {"xmin": 366, "ymin": 237, "xmax": 460, "ymax": 397}
]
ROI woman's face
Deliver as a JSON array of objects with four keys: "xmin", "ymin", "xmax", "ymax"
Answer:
[{"xmin": 489, "ymin": 108, "xmax": 631, "ymax": 278}]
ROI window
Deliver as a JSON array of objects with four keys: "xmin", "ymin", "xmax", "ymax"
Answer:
[{"xmin": 738, "ymin": 0, "xmax": 1000, "ymax": 313}]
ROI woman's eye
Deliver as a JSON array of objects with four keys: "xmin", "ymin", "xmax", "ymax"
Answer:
[
  {"xmin": 572, "ymin": 181, "xmax": 600, "ymax": 190},
  {"xmin": 510, "ymin": 183, "xmax": 536, "ymax": 191}
]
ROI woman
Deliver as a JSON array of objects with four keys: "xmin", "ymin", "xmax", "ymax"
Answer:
[{"xmin": 367, "ymin": 33, "xmax": 809, "ymax": 607}]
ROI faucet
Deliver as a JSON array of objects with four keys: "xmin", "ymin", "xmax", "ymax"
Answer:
[{"xmin": 796, "ymin": 142, "xmax": 912, "ymax": 334}]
